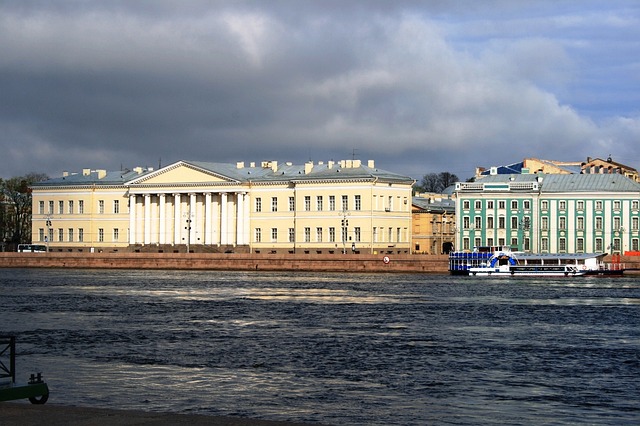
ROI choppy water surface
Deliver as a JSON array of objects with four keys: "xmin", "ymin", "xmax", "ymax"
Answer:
[{"xmin": 1, "ymin": 268, "xmax": 639, "ymax": 425}]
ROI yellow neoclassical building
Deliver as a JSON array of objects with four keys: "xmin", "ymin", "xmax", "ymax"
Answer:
[{"xmin": 31, "ymin": 159, "xmax": 415, "ymax": 254}]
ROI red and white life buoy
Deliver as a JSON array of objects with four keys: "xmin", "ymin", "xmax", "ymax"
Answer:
[{"xmin": 382, "ymin": 256, "xmax": 390, "ymax": 264}]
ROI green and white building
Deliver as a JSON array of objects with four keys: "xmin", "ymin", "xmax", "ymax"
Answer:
[{"xmin": 454, "ymin": 173, "xmax": 640, "ymax": 254}]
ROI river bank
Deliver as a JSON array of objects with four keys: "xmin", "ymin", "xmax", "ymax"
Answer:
[
  {"xmin": 1, "ymin": 252, "xmax": 638, "ymax": 274},
  {"xmin": 0, "ymin": 252, "xmax": 449, "ymax": 273}
]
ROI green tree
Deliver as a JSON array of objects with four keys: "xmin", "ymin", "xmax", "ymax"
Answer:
[
  {"xmin": 414, "ymin": 172, "xmax": 459, "ymax": 194},
  {"xmin": 1, "ymin": 173, "xmax": 48, "ymax": 248}
]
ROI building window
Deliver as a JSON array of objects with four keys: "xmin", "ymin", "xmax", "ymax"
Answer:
[
  {"xmin": 57, "ymin": 228, "xmax": 63, "ymax": 242},
  {"xmin": 632, "ymin": 239, "xmax": 639, "ymax": 251},
  {"xmin": 487, "ymin": 238, "xmax": 494, "ymax": 247},
  {"xmin": 523, "ymin": 200, "xmax": 530, "ymax": 210},
  {"xmin": 633, "ymin": 200, "xmax": 639, "ymax": 211},
  {"xmin": 541, "ymin": 217, "xmax": 548, "ymax": 230},
  {"xmin": 487, "ymin": 201, "xmax": 494, "ymax": 209},
  {"xmin": 48, "ymin": 201, "xmax": 54, "ymax": 214},
  {"xmin": 559, "ymin": 216, "xmax": 566, "ymax": 230},
  {"xmin": 577, "ymin": 217, "xmax": 584, "ymax": 230},
  {"xmin": 463, "ymin": 238, "xmax": 470, "ymax": 250},
  {"xmin": 541, "ymin": 200, "xmax": 548, "ymax": 211},
  {"xmin": 511, "ymin": 217, "xmax": 518, "ymax": 228},
  {"xmin": 463, "ymin": 200, "xmax": 471, "ymax": 210},
  {"xmin": 355, "ymin": 227, "xmax": 361, "ymax": 242},
  {"xmin": 559, "ymin": 237, "xmax": 566, "ymax": 252},
  {"xmin": 255, "ymin": 228, "xmax": 262, "ymax": 242},
  {"xmin": 304, "ymin": 227, "xmax": 311, "ymax": 242},
  {"xmin": 305, "ymin": 196, "xmax": 311, "ymax": 211},
  {"xmin": 498, "ymin": 217, "xmax": 505, "ymax": 229},
  {"xmin": 317, "ymin": 196, "xmax": 323, "ymax": 211},
  {"xmin": 329, "ymin": 227, "xmax": 336, "ymax": 243},
  {"xmin": 78, "ymin": 228, "xmax": 84, "ymax": 242},
  {"xmin": 98, "ymin": 228, "xmax": 104, "ymax": 242},
  {"xmin": 511, "ymin": 237, "xmax": 518, "ymax": 247},
  {"xmin": 595, "ymin": 217, "xmax": 603, "ymax": 230},
  {"xmin": 48, "ymin": 228, "xmax": 54, "ymax": 243},
  {"xmin": 613, "ymin": 201, "xmax": 621, "ymax": 211},
  {"xmin": 498, "ymin": 201, "xmax": 506, "ymax": 209},
  {"xmin": 289, "ymin": 228, "xmax": 294, "ymax": 243},
  {"xmin": 113, "ymin": 228, "xmax": 119, "ymax": 242},
  {"xmin": 595, "ymin": 200, "xmax": 603, "ymax": 211},
  {"xmin": 114, "ymin": 200, "xmax": 119, "ymax": 214},
  {"xmin": 511, "ymin": 200, "xmax": 518, "ymax": 209},
  {"xmin": 58, "ymin": 201, "xmax": 64, "ymax": 214},
  {"xmin": 577, "ymin": 238, "xmax": 584, "ymax": 252},
  {"xmin": 39, "ymin": 201, "xmax": 44, "ymax": 214},
  {"xmin": 68, "ymin": 229, "xmax": 74, "ymax": 242},
  {"xmin": 271, "ymin": 197, "xmax": 278, "ymax": 212},
  {"xmin": 329, "ymin": 196, "xmax": 336, "ymax": 211},
  {"xmin": 474, "ymin": 237, "xmax": 481, "ymax": 248},
  {"xmin": 487, "ymin": 216, "xmax": 494, "ymax": 229},
  {"xmin": 255, "ymin": 198, "xmax": 262, "ymax": 212},
  {"xmin": 98, "ymin": 200, "xmax": 105, "ymax": 214},
  {"xmin": 271, "ymin": 228, "xmax": 278, "ymax": 242},
  {"xmin": 388, "ymin": 228, "xmax": 392, "ymax": 242},
  {"xmin": 68, "ymin": 200, "xmax": 74, "ymax": 214},
  {"xmin": 463, "ymin": 217, "xmax": 470, "ymax": 229},
  {"xmin": 613, "ymin": 238, "xmax": 621, "ymax": 252},
  {"xmin": 316, "ymin": 227, "xmax": 322, "ymax": 242},
  {"xmin": 355, "ymin": 195, "xmax": 361, "ymax": 211},
  {"xmin": 614, "ymin": 216, "xmax": 621, "ymax": 230},
  {"xmin": 595, "ymin": 238, "xmax": 603, "ymax": 252},
  {"xmin": 396, "ymin": 227, "xmax": 400, "ymax": 243},
  {"xmin": 474, "ymin": 216, "xmax": 482, "ymax": 229},
  {"xmin": 342, "ymin": 195, "xmax": 349, "ymax": 211},
  {"xmin": 577, "ymin": 201, "xmax": 584, "ymax": 211},
  {"xmin": 289, "ymin": 197, "xmax": 295, "ymax": 212},
  {"xmin": 633, "ymin": 217, "xmax": 639, "ymax": 231},
  {"xmin": 559, "ymin": 201, "xmax": 566, "ymax": 211},
  {"xmin": 541, "ymin": 237, "xmax": 549, "ymax": 251},
  {"xmin": 79, "ymin": 200, "xmax": 84, "ymax": 214}
]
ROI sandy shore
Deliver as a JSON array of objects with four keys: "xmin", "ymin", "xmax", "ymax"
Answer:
[{"xmin": 1, "ymin": 402, "xmax": 321, "ymax": 426}]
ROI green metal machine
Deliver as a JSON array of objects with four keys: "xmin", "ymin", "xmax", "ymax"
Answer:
[{"xmin": 0, "ymin": 336, "xmax": 49, "ymax": 404}]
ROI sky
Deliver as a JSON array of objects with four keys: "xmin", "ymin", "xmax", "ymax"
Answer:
[{"xmin": 1, "ymin": 0, "xmax": 639, "ymax": 181}]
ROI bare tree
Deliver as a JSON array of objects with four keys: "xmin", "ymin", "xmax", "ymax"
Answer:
[
  {"xmin": 414, "ymin": 172, "xmax": 459, "ymax": 194},
  {"xmin": 1, "ymin": 173, "xmax": 48, "ymax": 247}
]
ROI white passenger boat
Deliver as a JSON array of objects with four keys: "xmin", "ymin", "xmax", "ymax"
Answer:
[{"xmin": 449, "ymin": 246, "xmax": 624, "ymax": 277}]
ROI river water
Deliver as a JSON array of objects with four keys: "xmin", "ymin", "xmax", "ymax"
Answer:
[{"xmin": 1, "ymin": 268, "xmax": 639, "ymax": 425}]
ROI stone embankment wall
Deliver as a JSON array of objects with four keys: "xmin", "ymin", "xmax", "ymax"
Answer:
[
  {"xmin": 0, "ymin": 253, "xmax": 449, "ymax": 273},
  {"xmin": 2, "ymin": 253, "xmax": 638, "ymax": 274}
]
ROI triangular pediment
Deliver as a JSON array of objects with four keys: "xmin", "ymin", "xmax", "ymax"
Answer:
[{"xmin": 127, "ymin": 161, "xmax": 239, "ymax": 185}]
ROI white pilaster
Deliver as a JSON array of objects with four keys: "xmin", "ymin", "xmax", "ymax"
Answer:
[{"xmin": 129, "ymin": 194, "xmax": 136, "ymax": 244}]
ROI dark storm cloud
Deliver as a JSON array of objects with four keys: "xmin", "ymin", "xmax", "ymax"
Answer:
[{"xmin": 1, "ymin": 0, "xmax": 639, "ymax": 180}]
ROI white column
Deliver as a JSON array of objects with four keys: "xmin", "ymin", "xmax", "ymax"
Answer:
[
  {"xmin": 129, "ymin": 194, "xmax": 136, "ymax": 244},
  {"xmin": 205, "ymin": 192, "xmax": 212, "ymax": 245},
  {"xmin": 159, "ymin": 194, "xmax": 166, "ymax": 245},
  {"xmin": 236, "ymin": 192, "xmax": 244, "ymax": 245},
  {"xmin": 144, "ymin": 194, "xmax": 151, "ymax": 245},
  {"xmin": 243, "ymin": 192, "xmax": 250, "ymax": 246},
  {"xmin": 189, "ymin": 193, "xmax": 197, "ymax": 246},
  {"xmin": 220, "ymin": 192, "xmax": 228, "ymax": 245},
  {"xmin": 174, "ymin": 193, "xmax": 181, "ymax": 245}
]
